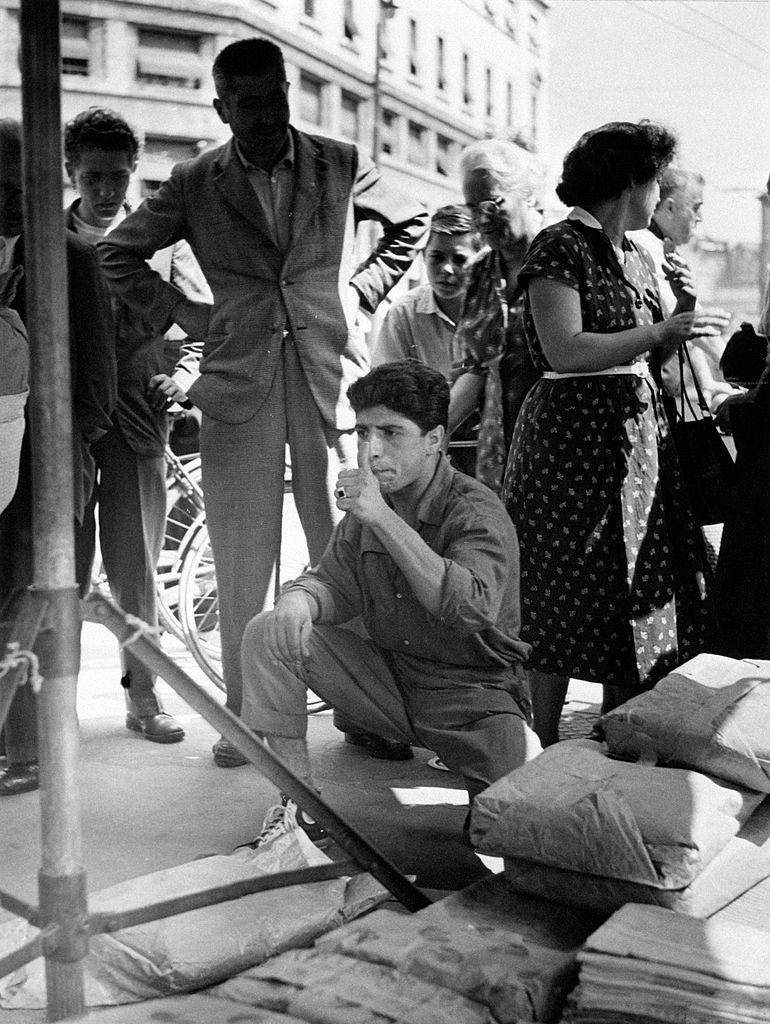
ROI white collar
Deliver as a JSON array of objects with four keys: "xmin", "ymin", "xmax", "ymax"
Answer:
[
  {"xmin": 568, "ymin": 207, "xmax": 625, "ymax": 264},
  {"xmin": 415, "ymin": 284, "xmax": 456, "ymax": 326}
]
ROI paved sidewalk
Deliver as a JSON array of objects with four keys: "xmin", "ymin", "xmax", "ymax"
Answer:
[{"xmin": 0, "ymin": 620, "xmax": 600, "ymax": 1022}]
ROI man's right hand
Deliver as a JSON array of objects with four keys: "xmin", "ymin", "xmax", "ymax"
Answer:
[
  {"xmin": 263, "ymin": 592, "xmax": 315, "ymax": 666},
  {"xmin": 173, "ymin": 299, "xmax": 211, "ymax": 340}
]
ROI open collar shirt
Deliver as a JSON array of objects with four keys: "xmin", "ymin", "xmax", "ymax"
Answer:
[
  {"xmin": 373, "ymin": 283, "xmax": 461, "ymax": 381},
  {"xmin": 283, "ymin": 454, "xmax": 530, "ymax": 674},
  {"xmin": 235, "ymin": 132, "xmax": 295, "ymax": 253}
]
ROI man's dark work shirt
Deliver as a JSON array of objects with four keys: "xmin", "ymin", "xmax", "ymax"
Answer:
[{"xmin": 284, "ymin": 455, "xmax": 530, "ymax": 675}]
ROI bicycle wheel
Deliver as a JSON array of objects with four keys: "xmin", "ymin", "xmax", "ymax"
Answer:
[
  {"xmin": 156, "ymin": 451, "xmax": 205, "ymax": 641},
  {"xmin": 177, "ymin": 521, "xmax": 328, "ymax": 712}
]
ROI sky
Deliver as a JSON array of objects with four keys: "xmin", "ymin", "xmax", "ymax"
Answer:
[{"xmin": 544, "ymin": 0, "xmax": 770, "ymax": 246}]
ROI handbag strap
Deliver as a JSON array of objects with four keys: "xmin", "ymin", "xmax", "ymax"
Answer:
[{"xmin": 677, "ymin": 342, "xmax": 711, "ymax": 421}]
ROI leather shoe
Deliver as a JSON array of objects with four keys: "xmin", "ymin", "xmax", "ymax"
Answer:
[
  {"xmin": 212, "ymin": 735, "xmax": 249, "ymax": 767},
  {"xmin": 126, "ymin": 711, "xmax": 185, "ymax": 743},
  {"xmin": 0, "ymin": 763, "xmax": 39, "ymax": 796},
  {"xmin": 344, "ymin": 731, "xmax": 414, "ymax": 761}
]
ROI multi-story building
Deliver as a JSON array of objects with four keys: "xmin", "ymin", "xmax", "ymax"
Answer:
[{"xmin": 0, "ymin": 0, "xmax": 548, "ymax": 219}]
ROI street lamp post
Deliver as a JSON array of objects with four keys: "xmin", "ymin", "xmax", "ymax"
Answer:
[{"xmin": 372, "ymin": 0, "xmax": 397, "ymax": 167}]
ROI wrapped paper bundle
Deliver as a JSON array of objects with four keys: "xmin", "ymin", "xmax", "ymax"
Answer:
[
  {"xmin": 564, "ymin": 903, "xmax": 770, "ymax": 1023},
  {"xmin": 315, "ymin": 906, "xmax": 577, "ymax": 1023},
  {"xmin": 0, "ymin": 831, "xmax": 387, "ymax": 1009},
  {"xmin": 471, "ymin": 740, "xmax": 768, "ymax": 916},
  {"xmin": 213, "ymin": 948, "xmax": 498, "ymax": 1024},
  {"xmin": 601, "ymin": 653, "xmax": 770, "ymax": 792}
]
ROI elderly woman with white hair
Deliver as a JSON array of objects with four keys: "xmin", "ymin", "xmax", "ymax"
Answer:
[{"xmin": 448, "ymin": 138, "xmax": 543, "ymax": 492}]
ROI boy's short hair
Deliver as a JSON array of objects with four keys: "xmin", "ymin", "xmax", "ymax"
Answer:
[
  {"xmin": 348, "ymin": 361, "xmax": 449, "ymax": 433},
  {"xmin": 64, "ymin": 107, "xmax": 141, "ymax": 164},
  {"xmin": 212, "ymin": 38, "xmax": 286, "ymax": 95},
  {"xmin": 428, "ymin": 204, "xmax": 480, "ymax": 246}
]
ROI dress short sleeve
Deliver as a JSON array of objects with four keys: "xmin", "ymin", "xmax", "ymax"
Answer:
[{"xmin": 517, "ymin": 222, "xmax": 584, "ymax": 293}]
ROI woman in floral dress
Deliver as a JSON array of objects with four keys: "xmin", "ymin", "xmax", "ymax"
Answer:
[{"xmin": 501, "ymin": 121, "xmax": 727, "ymax": 746}]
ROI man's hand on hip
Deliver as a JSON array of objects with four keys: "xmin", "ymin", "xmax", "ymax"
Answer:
[
  {"xmin": 173, "ymin": 299, "xmax": 211, "ymax": 340},
  {"xmin": 334, "ymin": 441, "xmax": 388, "ymax": 525},
  {"xmin": 264, "ymin": 592, "xmax": 315, "ymax": 666}
]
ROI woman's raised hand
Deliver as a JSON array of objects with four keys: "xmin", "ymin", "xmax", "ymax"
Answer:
[{"xmin": 653, "ymin": 308, "xmax": 731, "ymax": 347}]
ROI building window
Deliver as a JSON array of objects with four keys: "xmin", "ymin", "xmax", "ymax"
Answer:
[
  {"xmin": 528, "ymin": 12, "xmax": 541, "ymax": 55},
  {"xmin": 143, "ymin": 137, "xmax": 202, "ymax": 163},
  {"xmin": 485, "ymin": 67, "xmax": 493, "ymax": 118},
  {"xmin": 435, "ymin": 135, "xmax": 456, "ymax": 178},
  {"xmin": 61, "ymin": 17, "xmax": 91, "ymax": 76},
  {"xmin": 408, "ymin": 19, "xmax": 419, "ymax": 77},
  {"xmin": 304, "ymin": 0, "xmax": 315, "ymax": 15},
  {"xmin": 407, "ymin": 120, "xmax": 428, "ymax": 167},
  {"xmin": 343, "ymin": 0, "xmax": 359, "ymax": 42},
  {"xmin": 299, "ymin": 72, "xmax": 324, "ymax": 126},
  {"xmin": 381, "ymin": 109, "xmax": 398, "ymax": 156},
  {"xmin": 340, "ymin": 92, "xmax": 360, "ymax": 141},
  {"xmin": 436, "ymin": 36, "xmax": 446, "ymax": 93},
  {"xmin": 135, "ymin": 27, "xmax": 203, "ymax": 89},
  {"xmin": 462, "ymin": 52, "xmax": 473, "ymax": 107},
  {"xmin": 506, "ymin": 80, "xmax": 514, "ymax": 126}
]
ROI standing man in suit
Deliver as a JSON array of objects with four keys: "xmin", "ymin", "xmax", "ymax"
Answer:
[
  {"xmin": 99, "ymin": 38, "xmax": 429, "ymax": 767},
  {"xmin": 64, "ymin": 106, "xmax": 212, "ymax": 744},
  {"xmin": 0, "ymin": 118, "xmax": 116, "ymax": 794}
]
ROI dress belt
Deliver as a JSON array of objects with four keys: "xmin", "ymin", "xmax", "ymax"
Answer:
[{"xmin": 542, "ymin": 360, "xmax": 650, "ymax": 380}]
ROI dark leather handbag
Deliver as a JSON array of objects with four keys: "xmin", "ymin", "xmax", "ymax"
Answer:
[{"xmin": 667, "ymin": 343, "xmax": 736, "ymax": 525}]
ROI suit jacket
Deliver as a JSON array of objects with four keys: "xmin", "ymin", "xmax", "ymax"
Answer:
[
  {"xmin": 66, "ymin": 201, "xmax": 210, "ymax": 457},
  {"xmin": 0, "ymin": 230, "xmax": 115, "ymax": 600},
  {"xmin": 11, "ymin": 231, "xmax": 116, "ymax": 521},
  {"xmin": 98, "ymin": 128, "xmax": 428, "ymax": 428}
]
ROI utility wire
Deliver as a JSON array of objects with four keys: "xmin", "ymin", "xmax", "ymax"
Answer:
[
  {"xmin": 622, "ymin": 0, "xmax": 770, "ymax": 82},
  {"xmin": 679, "ymin": 0, "xmax": 770, "ymax": 61}
]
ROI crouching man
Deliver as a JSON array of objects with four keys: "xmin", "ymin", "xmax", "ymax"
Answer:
[{"xmin": 240, "ymin": 360, "xmax": 541, "ymax": 847}]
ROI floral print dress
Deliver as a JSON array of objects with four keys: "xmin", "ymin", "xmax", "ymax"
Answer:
[
  {"xmin": 500, "ymin": 217, "xmax": 710, "ymax": 689},
  {"xmin": 454, "ymin": 248, "xmax": 540, "ymax": 493}
]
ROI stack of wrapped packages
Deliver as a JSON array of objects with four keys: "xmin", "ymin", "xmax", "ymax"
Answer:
[
  {"xmin": 470, "ymin": 652, "xmax": 770, "ymax": 1022},
  {"xmin": 471, "ymin": 653, "xmax": 770, "ymax": 918},
  {"xmin": 563, "ymin": 904, "xmax": 770, "ymax": 1023}
]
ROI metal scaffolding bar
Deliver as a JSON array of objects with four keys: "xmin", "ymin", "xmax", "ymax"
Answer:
[
  {"xmin": 19, "ymin": 0, "xmax": 89, "ymax": 1018},
  {"xmin": 84, "ymin": 592, "xmax": 431, "ymax": 914}
]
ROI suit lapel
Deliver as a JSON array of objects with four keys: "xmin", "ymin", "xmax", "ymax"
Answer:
[
  {"xmin": 212, "ymin": 139, "xmax": 275, "ymax": 240},
  {"xmin": 288, "ymin": 129, "xmax": 329, "ymax": 248}
]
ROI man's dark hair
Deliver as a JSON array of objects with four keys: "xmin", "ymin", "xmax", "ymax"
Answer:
[
  {"xmin": 348, "ymin": 361, "xmax": 449, "ymax": 433},
  {"xmin": 212, "ymin": 38, "xmax": 286, "ymax": 93},
  {"xmin": 556, "ymin": 120, "xmax": 677, "ymax": 207},
  {"xmin": 64, "ymin": 107, "xmax": 140, "ymax": 164},
  {"xmin": 428, "ymin": 204, "xmax": 482, "ymax": 250}
]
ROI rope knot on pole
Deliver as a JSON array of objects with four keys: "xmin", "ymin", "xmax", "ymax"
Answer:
[
  {"xmin": 0, "ymin": 642, "xmax": 42, "ymax": 693},
  {"xmin": 118, "ymin": 614, "xmax": 161, "ymax": 650}
]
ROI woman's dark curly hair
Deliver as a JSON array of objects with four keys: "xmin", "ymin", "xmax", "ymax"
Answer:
[
  {"xmin": 556, "ymin": 120, "xmax": 677, "ymax": 207},
  {"xmin": 64, "ymin": 107, "xmax": 141, "ymax": 164}
]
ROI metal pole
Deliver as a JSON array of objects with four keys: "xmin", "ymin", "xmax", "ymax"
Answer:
[
  {"xmin": 371, "ymin": 0, "xmax": 397, "ymax": 167},
  {"xmin": 372, "ymin": 15, "xmax": 383, "ymax": 166},
  {"xmin": 19, "ymin": 1, "xmax": 88, "ymax": 1019}
]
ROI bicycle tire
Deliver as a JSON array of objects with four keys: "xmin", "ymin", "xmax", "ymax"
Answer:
[
  {"xmin": 177, "ymin": 523, "xmax": 328, "ymax": 713},
  {"xmin": 156, "ymin": 452, "xmax": 205, "ymax": 641}
]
